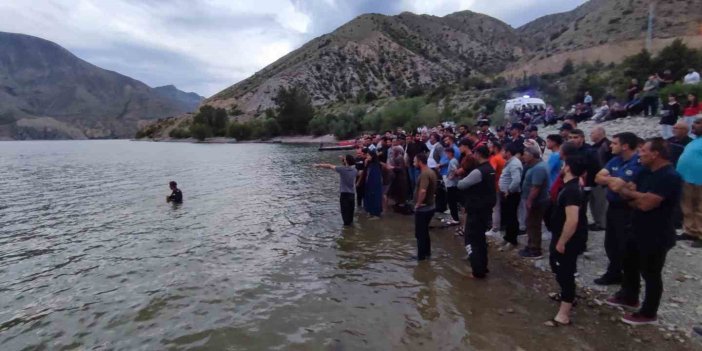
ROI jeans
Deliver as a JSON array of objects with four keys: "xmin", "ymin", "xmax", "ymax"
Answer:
[
  {"xmin": 603, "ymin": 204, "xmax": 633, "ymax": 279},
  {"xmin": 415, "ymin": 209, "xmax": 435, "ymax": 260},
  {"xmin": 642, "ymin": 96, "xmax": 658, "ymax": 116},
  {"xmin": 446, "ymin": 186, "xmax": 460, "ymax": 221},
  {"xmin": 340, "ymin": 192, "xmax": 355, "ymax": 226},
  {"xmin": 518, "ymin": 198, "xmax": 526, "ymax": 231},
  {"xmin": 618, "ymin": 241, "xmax": 668, "ymax": 318},
  {"xmin": 501, "ymin": 192, "xmax": 521, "ymax": 245},
  {"xmin": 408, "ymin": 166, "xmax": 419, "ymax": 198},
  {"xmin": 465, "ymin": 207, "xmax": 491, "ymax": 278}
]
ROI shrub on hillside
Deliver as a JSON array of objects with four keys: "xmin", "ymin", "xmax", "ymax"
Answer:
[{"xmin": 169, "ymin": 128, "xmax": 191, "ymax": 139}]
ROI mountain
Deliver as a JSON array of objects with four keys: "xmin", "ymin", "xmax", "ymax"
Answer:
[
  {"xmin": 508, "ymin": 0, "xmax": 702, "ymax": 76},
  {"xmin": 205, "ymin": 10, "xmax": 523, "ymax": 116},
  {"xmin": 0, "ymin": 32, "xmax": 194, "ymax": 140},
  {"xmin": 153, "ymin": 85, "xmax": 204, "ymax": 112},
  {"xmin": 204, "ymin": 0, "xmax": 702, "ymax": 118}
]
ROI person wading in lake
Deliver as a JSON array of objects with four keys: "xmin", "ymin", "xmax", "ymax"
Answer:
[
  {"xmin": 413, "ymin": 153, "xmax": 437, "ymax": 261},
  {"xmin": 457, "ymin": 145, "xmax": 496, "ymax": 279},
  {"xmin": 167, "ymin": 181, "xmax": 183, "ymax": 204},
  {"xmin": 363, "ymin": 149, "xmax": 383, "ymax": 219},
  {"xmin": 313, "ymin": 154, "xmax": 358, "ymax": 226}
]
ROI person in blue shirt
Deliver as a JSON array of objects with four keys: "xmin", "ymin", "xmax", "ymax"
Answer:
[
  {"xmin": 546, "ymin": 134, "xmax": 564, "ymax": 185},
  {"xmin": 677, "ymin": 117, "xmax": 702, "ymax": 247},
  {"xmin": 593, "ymin": 132, "xmax": 642, "ymax": 285}
]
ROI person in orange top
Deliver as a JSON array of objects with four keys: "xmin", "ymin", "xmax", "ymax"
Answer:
[{"xmin": 487, "ymin": 140, "xmax": 506, "ymax": 237}]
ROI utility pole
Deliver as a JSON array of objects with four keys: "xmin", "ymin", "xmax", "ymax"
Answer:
[{"xmin": 646, "ymin": 1, "xmax": 656, "ymax": 51}]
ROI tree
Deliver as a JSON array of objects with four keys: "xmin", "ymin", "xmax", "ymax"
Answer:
[
  {"xmin": 273, "ymin": 86, "xmax": 314, "ymax": 135},
  {"xmin": 621, "ymin": 49, "xmax": 652, "ymax": 82},
  {"xmin": 560, "ymin": 59, "xmax": 575, "ymax": 76},
  {"xmin": 211, "ymin": 108, "xmax": 228, "ymax": 136},
  {"xmin": 190, "ymin": 124, "xmax": 211, "ymax": 141},
  {"xmin": 652, "ymin": 39, "xmax": 702, "ymax": 81}
]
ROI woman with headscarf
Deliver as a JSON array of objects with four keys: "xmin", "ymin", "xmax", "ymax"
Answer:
[{"xmin": 363, "ymin": 150, "xmax": 383, "ymax": 218}]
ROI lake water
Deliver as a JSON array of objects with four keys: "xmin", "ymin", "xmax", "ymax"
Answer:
[{"xmin": 0, "ymin": 140, "xmax": 671, "ymax": 350}]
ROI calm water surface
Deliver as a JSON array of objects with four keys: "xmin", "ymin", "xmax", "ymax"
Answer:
[{"xmin": 0, "ymin": 140, "xmax": 663, "ymax": 351}]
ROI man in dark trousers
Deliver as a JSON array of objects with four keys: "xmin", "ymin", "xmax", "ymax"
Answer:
[
  {"xmin": 593, "ymin": 132, "xmax": 642, "ymax": 285},
  {"xmin": 605, "ymin": 138, "xmax": 682, "ymax": 325},
  {"xmin": 167, "ymin": 181, "xmax": 183, "ymax": 204},
  {"xmin": 314, "ymin": 155, "xmax": 358, "ymax": 226},
  {"xmin": 413, "ymin": 153, "xmax": 437, "ymax": 261},
  {"xmin": 458, "ymin": 145, "xmax": 496, "ymax": 279}
]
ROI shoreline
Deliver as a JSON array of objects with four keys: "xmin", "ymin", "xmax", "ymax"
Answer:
[{"xmin": 132, "ymin": 134, "xmax": 339, "ymax": 145}]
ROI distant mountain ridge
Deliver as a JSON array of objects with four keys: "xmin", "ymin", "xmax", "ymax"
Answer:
[
  {"xmin": 204, "ymin": 0, "xmax": 702, "ymax": 118},
  {"xmin": 0, "ymin": 31, "xmax": 198, "ymax": 140},
  {"xmin": 154, "ymin": 85, "xmax": 204, "ymax": 112}
]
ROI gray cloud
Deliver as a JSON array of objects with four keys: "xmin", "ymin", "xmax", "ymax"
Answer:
[{"xmin": 0, "ymin": 0, "xmax": 586, "ymax": 97}]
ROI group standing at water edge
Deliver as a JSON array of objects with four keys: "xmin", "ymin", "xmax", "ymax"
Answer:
[{"xmin": 312, "ymin": 80, "xmax": 702, "ymax": 329}]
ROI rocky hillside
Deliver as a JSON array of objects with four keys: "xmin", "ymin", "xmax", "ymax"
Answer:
[
  {"xmin": 508, "ymin": 0, "xmax": 702, "ymax": 76},
  {"xmin": 0, "ymin": 32, "xmax": 195, "ymax": 140},
  {"xmin": 206, "ymin": 10, "xmax": 522, "ymax": 116},
  {"xmin": 204, "ymin": 0, "xmax": 702, "ymax": 119},
  {"xmin": 153, "ymin": 85, "xmax": 204, "ymax": 112}
]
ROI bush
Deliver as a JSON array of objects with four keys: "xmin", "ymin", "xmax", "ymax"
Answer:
[
  {"xmin": 226, "ymin": 122, "xmax": 252, "ymax": 140},
  {"xmin": 190, "ymin": 124, "xmax": 212, "ymax": 141},
  {"xmin": 169, "ymin": 128, "xmax": 191, "ymax": 139},
  {"xmin": 560, "ymin": 59, "xmax": 575, "ymax": 76},
  {"xmin": 652, "ymin": 39, "xmax": 702, "ymax": 81},
  {"xmin": 660, "ymin": 83, "xmax": 702, "ymax": 101}
]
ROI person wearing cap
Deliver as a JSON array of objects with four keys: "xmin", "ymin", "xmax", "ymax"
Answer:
[
  {"xmin": 477, "ymin": 119, "xmax": 495, "ymax": 145},
  {"xmin": 526, "ymin": 125, "xmax": 546, "ymax": 154},
  {"xmin": 506, "ymin": 123, "xmax": 526, "ymax": 155},
  {"xmin": 519, "ymin": 143, "xmax": 551, "ymax": 258},
  {"xmin": 458, "ymin": 145, "xmax": 496, "ymax": 278},
  {"xmin": 167, "ymin": 181, "xmax": 183, "ymax": 204},
  {"xmin": 495, "ymin": 126, "xmax": 508, "ymax": 146},
  {"xmin": 313, "ymin": 154, "xmax": 359, "ymax": 226}
]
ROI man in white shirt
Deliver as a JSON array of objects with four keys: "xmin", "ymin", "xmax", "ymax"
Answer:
[{"xmin": 684, "ymin": 68, "xmax": 700, "ymax": 85}]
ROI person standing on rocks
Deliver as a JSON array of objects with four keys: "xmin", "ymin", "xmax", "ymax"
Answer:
[
  {"xmin": 313, "ymin": 154, "xmax": 358, "ymax": 226},
  {"xmin": 458, "ymin": 145, "xmax": 496, "ymax": 279},
  {"xmin": 498, "ymin": 143, "xmax": 523, "ymax": 248},
  {"xmin": 588, "ymin": 127, "xmax": 612, "ymax": 232},
  {"xmin": 677, "ymin": 118, "xmax": 702, "ymax": 248},
  {"xmin": 605, "ymin": 138, "xmax": 682, "ymax": 325},
  {"xmin": 545, "ymin": 155, "xmax": 589, "ymax": 327},
  {"xmin": 518, "ymin": 145, "xmax": 550, "ymax": 259},
  {"xmin": 593, "ymin": 132, "xmax": 642, "ymax": 285},
  {"xmin": 413, "ymin": 153, "xmax": 437, "ymax": 261},
  {"xmin": 642, "ymin": 75, "xmax": 660, "ymax": 117}
]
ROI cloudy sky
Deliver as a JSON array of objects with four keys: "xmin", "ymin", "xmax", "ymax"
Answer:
[{"xmin": 0, "ymin": 0, "xmax": 584, "ymax": 97}]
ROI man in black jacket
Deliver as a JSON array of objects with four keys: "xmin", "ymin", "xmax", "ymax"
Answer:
[
  {"xmin": 588, "ymin": 127, "xmax": 613, "ymax": 231},
  {"xmin": 568, "ymin": 129, "xmax": 600, "ymax": 226},
  {"xmin": 167, "ymin": 181, "xmax": 183, "ymax": 204},
  {"xmin": 457, "ymin": 145, "xmax": 496, "ymax": 279}
]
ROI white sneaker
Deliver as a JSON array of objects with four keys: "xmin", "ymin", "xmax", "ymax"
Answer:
[{"xmin": 485, "ymin": 228, "xmax": 499, "ymax": 237}]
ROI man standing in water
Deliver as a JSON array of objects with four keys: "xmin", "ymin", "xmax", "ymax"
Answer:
[
  {"xmin": 413, "ymin": 153, "xmax": 437, "ymax": 261},
  {"xmin": 314, "ymin": 155, "xmax": 358, "ymax": 226},
  {"xmin": 458, "ymin": 145, "xmax": 496, "ymax": 279},
  {"xmin": 167, "ymin": 181, "xmax": 183, "ymax": 204}
]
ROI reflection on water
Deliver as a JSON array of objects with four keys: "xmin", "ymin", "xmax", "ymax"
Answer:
[{"xmin": 0, "ymin": 140, "xmax": 657, "ymax": 350}]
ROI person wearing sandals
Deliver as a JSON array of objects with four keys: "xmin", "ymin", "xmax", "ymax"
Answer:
[{"xmin": 546, "ymin": 155, "xmax": 589, "ymax": 327}]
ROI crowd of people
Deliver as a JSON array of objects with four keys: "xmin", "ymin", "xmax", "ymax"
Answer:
[
  {"xmin": 512, "ymin": 69, "xmax": 702, "ymax": 139},
  {"xmin": 316, "ymin": 112, "xmax": 702, "ymax": 329}
]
